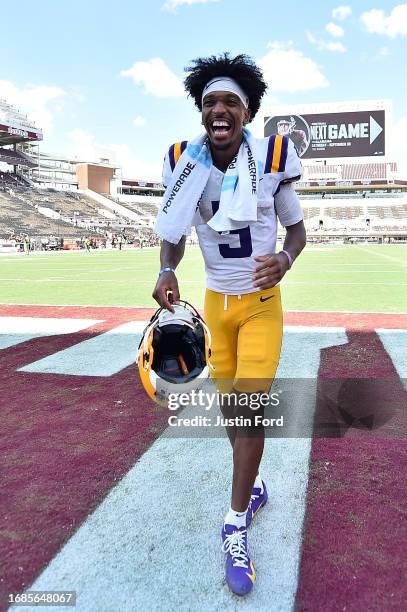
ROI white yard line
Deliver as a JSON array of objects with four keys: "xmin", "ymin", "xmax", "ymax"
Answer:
[
  {"xmin": 286, "ymin": 309, "xmax": 407, "ymax": 315},
  {"xmin": 353, "ymin": 245, "xmax": 407, "ymax": 267},
  {"xmin": 0, "ymin": 278, "xmax": 204, "ymax": 283},
  {"xmin": 18, "ymin": 329, "xmax": 347, "ymax": 612},
  {"xmin": 0, "ymin": 317, "xmax": 101, "ymax": 350},
  {"xmin": 293, "ymin": 270, "xmax": 406, "ymax": 273},
  {"xmin": 1, "ymin": 278, "xmax": 406, "ymax": 286},
  {"xmin": 284, "ymin": 281, "xmax": 407, "ymax": 286},
  {"xmin": 19, "ymin": 321, "xmax": 146, "ymax": 376},
  {"xmin": 377, "ymin": 330, "xmax": 407, "ymax": 385}
]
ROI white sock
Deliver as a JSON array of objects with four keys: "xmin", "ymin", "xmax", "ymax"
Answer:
[
  {"xmin": 254, "ymin": 474, "xmax": 264, "ymax": 492},
  {"xmin": 224, "ymin": 507, "xmax": 248, "ymax": 528}
]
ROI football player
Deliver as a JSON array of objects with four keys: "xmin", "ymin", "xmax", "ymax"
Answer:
[
  {"xmin": 277, "ymin": 117, "xmax": 308, "ymax": 156},
  {"xmin": 152, "ymin": 53, "xmax": 306, "ymax": 596}
]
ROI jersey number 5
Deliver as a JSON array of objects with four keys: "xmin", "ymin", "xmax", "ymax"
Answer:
[{"xmin": 212, "ymin": 201, "xmax": 253, "ymax": 259}]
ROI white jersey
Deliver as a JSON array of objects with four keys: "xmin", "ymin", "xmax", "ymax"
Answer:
[
  {"xmin": 194, "ymin": 166, "xmax": 302, "ymax": 293},
  {"xmin": 162, "ymin": 136, "xmax": 303, "ymax": 294}
]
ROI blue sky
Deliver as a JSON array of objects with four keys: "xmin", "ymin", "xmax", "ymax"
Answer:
[{"xmin": 1, "ymin": 0, "xmax": 406, "ymax": 178}]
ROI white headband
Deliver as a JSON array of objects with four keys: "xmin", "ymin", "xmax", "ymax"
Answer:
[{"xmin": 202, "ymin": 77, "xmax": 249, "ymax": 108}]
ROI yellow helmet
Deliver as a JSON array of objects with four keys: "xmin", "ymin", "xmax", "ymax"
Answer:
[{"xmin": 137, "ymin": 301, "xmax": 212, "ymax": 405}]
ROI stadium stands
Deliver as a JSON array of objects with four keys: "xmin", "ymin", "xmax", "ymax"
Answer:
[
  {"xmin": 0, "ymin": 171, "xmax": 28, "ymax": 188},
  {"xmin": 303, "ymin": 162, "xmax": 396, "ymax": 182},
  {"xmin": 117, "ymin": 201, "xmax": 155, "ymax": 225},
  {"xmin": 2, "ymin": 176, "xmax": 406, "ymax": 241},
  {"xmin": 27, "ymin": 188, "xmax": 112, "ymax": 218},
  {"xmin": 137, "ymin": 201, "xmax": 160, "ymax": 216},
  {"xmin": 0, "ymin": 189, "xmax": 90, "ymax": 238},
  {"xmin": 302, "ymin": 206, "xmax": 320, "ymax": 221},
  {"xmin": 391, "ymin": 204, "xmax": 407, "ymax": 219},
  {"xmin": 342, "ymin": 163, "xmax": 387, "ymax": 181},
  {"xmin": 0, "ymin": 180, "xmax": 158, "ymax": 240},
  {"xmin": 297, "ymin": 192, "xmax": 407, "ymax": 235},
  {"xmin": 324, "ymin": 206, "xmax": 363, "ymax": 220},
  {"xmin": 0, "ymin": 147, "xmax": 36, "ymax": 168}
]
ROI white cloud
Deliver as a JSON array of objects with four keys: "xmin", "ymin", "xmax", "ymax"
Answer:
[
  {"xmin": 120, "ymin": 58, "xmax": 183, "ymax": 98},
  {"xmin": 326, "ymin": 21, "xmax": 345, "ymax": 37},
  {"xmin": 67, "ymin": 128, "xmax": 161, "ymax": 180},
  {"xmin": 133, "ymin": 115, "xmax": 147, "ymax": 127},
  {"xmin": 67, "ymin": 128, "xmax": 97, "ymax": 161},
  {"xmin": 0, "ymin": 80, "xmax": 66, "ymax": 134},
  {"xmin": 361, "ymin": 4, "xmax": 407, "ymax": 37},
  {"xmin": 322, "ymin": 40, "xmax": 347, "ymax": 52},
  {"xmin": 110, "ymin": 143, "xmax": 161, "ymax": 180},
  {"xmin": 306, "ymin": 31, "xmax": 347, "ymax": 53},
  {"xmin": 379, "ymin": 45, "xmax": 390, "ymax": 56},
  {"xmin": 162, "ymin": 0, "xmax": 219, "ymax": 12},
  {"xmin": 250, "ymin": 94, "xmax": 280, "ymax": 137},
  {"xmin": 259, "ymin": 43, "xmax": 329, "ymax": 92},
  {"xmin": 332, "ymin": 5, "xmax": 352, "ymax": 20}
]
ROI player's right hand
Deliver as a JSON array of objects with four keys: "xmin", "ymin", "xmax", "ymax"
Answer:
[{"xmin": 152, "ymin": 271, "xmax": 180, "ymax": 313}]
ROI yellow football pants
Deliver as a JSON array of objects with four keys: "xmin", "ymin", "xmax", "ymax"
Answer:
[{"xmin": 204, "ymin": 286, "xmax": 283, "ymax": 393}]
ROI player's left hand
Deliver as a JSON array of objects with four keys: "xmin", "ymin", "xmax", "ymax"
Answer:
[{"xmin": 252, "ymin": 253, "xmax": 289, "ymax": 289}]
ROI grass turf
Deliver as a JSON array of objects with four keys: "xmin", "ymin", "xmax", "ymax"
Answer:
[{"xmin": 0, "ymin": 243, "xmax": 406, "ymax": 312}]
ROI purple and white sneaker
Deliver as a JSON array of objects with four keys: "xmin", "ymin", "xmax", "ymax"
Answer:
[
  {"xmin": 221, "ymin": 524, "xmax": 256, "ymax": 596},
  {"xmin": 246, "ymin": 480, "xmax": 268, "ymax": 528}
]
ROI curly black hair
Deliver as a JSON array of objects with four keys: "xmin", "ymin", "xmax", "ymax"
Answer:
[{"xmin": 184, "ymin": 53, "xmax": 267, "ymax": 122}]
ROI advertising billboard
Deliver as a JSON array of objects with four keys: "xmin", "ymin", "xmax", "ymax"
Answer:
[
  {"xmin": 0, "ymin": 122, "xmax": 43, "ymax": 143},
  {"xmin": 264, "ymin": 110, "xmax": 385, "ymax": 159}
]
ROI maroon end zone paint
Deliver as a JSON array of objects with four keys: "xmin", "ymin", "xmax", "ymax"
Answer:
[
  {"xmin": 295, "ymin": 331, "xmax": 407, "ymax": 611},
  {"xmin": 1, "ymin": 305, "xmax": 406, "ymax": 330},
  {"xmin": 0, "ymin": 308, "xmax": 164, "ymax": 609},
  {"xmin": 0, "ymin": 305, "xmax": 406, "ymax": 610}
]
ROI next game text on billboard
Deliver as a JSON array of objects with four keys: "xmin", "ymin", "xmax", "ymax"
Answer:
[{"xmin": 264, "ymin": 110, "xmax": 385, "ymax": 159}]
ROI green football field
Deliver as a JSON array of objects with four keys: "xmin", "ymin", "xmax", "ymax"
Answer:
[{"xmin": 0, "ymin": 243, "xmax": 406, "ymax": 312}]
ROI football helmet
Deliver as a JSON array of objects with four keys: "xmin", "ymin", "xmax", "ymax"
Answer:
[{"xmin": 137, "ymin": 301, "xmax": 212, "ymax": 405}]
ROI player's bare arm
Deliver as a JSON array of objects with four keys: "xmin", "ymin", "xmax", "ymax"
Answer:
[
  {"xmin": 253, "ymin": 220, "xmax": 306, "ymax": 289},
  {"xmin": 152, "ymin": 237, "xmax": 186, "ymax": 312}
]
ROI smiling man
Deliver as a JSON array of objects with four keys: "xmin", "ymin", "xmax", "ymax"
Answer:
[{"xmin": 153, "ymin": 53, "xmax": 306, "ymax": 596}]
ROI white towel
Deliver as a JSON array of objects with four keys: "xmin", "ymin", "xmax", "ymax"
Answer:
[
  {"xmin": 155, "ymin": 129, "xmax": 270, "ymax": 244},
  {"xmin": 154, "ymin": 129, "xmax": 303, "ymax": 244}
]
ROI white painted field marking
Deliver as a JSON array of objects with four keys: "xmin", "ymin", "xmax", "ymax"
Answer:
[
  {"xmin": 20, "ymin": 329, "xmax": 347, "ymax": 612},
  {"xmin": 303, "ymin": 248, "xmax": 340, "ymax": 252},
  {"xmin": 354, "ymin": 245, "xmax": 407, "ymax": 267},
  {"xmin": 290, "ymin": 270, "xmax": 406, "ymax": 274},
  {"xmin": 0, "ymin": 266, "xmax": 150, "ymax": 272},
  {"xmin": 284, "ymin": 281, "xmax": 407, "ymax": 286},
  {"xmin": 0, "ymin": 302, "xmax": 149, "ymax": 309},
  {"xmin": 0, "ymin": 317, "xmax": 101, "ymax": 350},
  {"xmin": 19, "ymin": 320, "xmax": 146, "ymax": 376},
  {"xmin": 284, "ymin": 325, "xmax": 345, "ymax": 333},
  {"xmin": 0, "ymin": 278, "xmax": 204, "ymax": 284},
  {"xmin": 377, "ymin": 330, "xmax": 407, "ymax": 386},
  {"xmin": 3, "ymin": 278, "xmax": 406, "ymax": 285}
]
